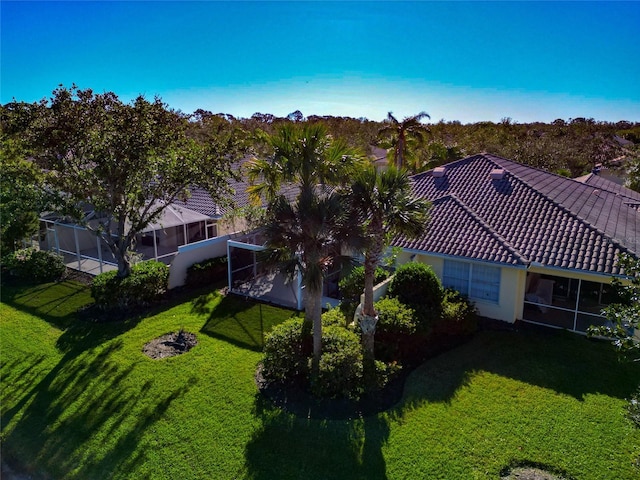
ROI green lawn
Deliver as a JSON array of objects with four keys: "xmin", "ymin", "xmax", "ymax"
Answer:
[{"xmin": 1, "ymin": 281, "xmax": 639, "ymax": 479}]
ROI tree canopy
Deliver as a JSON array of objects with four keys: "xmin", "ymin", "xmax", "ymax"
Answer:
[{"xmin": 27, "ymin": 85, "xmax": 246, "ymax": 276}]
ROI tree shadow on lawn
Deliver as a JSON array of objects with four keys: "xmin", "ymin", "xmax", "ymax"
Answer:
[
  {"xmin": 195, "ymin": 293, "xmax": 300, "ymax": 352},
  {"xmin": 396, "ymin": 326, "xmax": 640, "ymax": 414},
  {"xmin": 244, "ymin": 394, "xmax": 391, "ymax": 480},
  {"xmin": 1, "ymin": 338, "xmax": 195, "ymax": 479},
  {"xmin": 0, "ymin": 280, "xmax": 92, "ymax": 330}
]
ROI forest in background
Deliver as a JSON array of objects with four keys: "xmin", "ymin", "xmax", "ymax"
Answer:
[{"xmin": 233, "ymin": 111, "xmax": 640, "ymax": 179}]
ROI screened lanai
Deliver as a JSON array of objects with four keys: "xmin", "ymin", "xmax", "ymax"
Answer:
[{"xmin": 226, "ymin": 231, "xmax": 341, "ymax": 310}]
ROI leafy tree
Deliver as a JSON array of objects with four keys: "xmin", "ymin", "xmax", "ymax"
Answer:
[
  {"xmin": 0, "ymin": 144, "xmax": 46, "ymax": 256},
  {"xmin": 377, "ymin": 111, "xmax": 430, "ymax": 170},
  {"xmin": 347, "ymin": 165, "xmax": 430, "ymax": 374},
  {"xmin": 247, "ymin": 123, "xmax": 364, "ymax": 374},
  {"xmin": 0, "ymin": 102, "xmax": 53, "ymax": 256},
  {"xmin": 588, "ymin": 253, "xmax": 640, "ymax": 362},
  {"xmin": 28, "ymin": 85, "xmax": 245, "ymax": 277}
]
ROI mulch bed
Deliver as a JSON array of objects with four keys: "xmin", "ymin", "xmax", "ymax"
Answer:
[{"xmin": 143, "ymin": 331, "xmax": 198, "ymax": 359}]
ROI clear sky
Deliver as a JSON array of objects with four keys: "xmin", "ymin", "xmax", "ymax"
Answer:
[{"xmin": 2, "ymin": 1, "xmax": 639, "ymax": 123}]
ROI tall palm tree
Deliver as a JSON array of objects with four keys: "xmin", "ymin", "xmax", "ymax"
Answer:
[
  {"xmin": 348, "ymin": 165, "xmax": 430, "ymax": 373},
  {"xmin": 246, "ymin": 123, "xmax": 362, "ymax": 204},
  {"xmin": 261, "ymin": 188, "xmax": 357, "ymax": 375},
  {"xmin": 247, "ymin": 123, "xmax": 364, "ymax": 374},
  {"xmin": 378, "ymin": 111, "xmax": 430, "ymax": 170}
]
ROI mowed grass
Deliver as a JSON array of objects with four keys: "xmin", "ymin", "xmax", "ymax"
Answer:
[{"xmin": 1, "ymin": 280, "xmax": 639, "ymax": 479}]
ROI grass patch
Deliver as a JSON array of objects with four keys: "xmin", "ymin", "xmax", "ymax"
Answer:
[{"xmin": 1, "ymin": 281, "xmax": 639, "ymax": 479}]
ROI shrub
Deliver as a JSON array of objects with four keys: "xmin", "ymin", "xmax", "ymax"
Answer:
[
  {"xmin": 338, "ymin": 265, "xmax": 389, "ymax": 302},
  {"xmin": 312, "ymin": 325, "xmax": 364, "ymax": 399},
  {"xmin": 186, "ymin": 256, "xmax": 228, "ymax": 287},
  {"xmin": 388, "ymin": 262, "xmax": 443, "ymax": 306},
  {"xmin": 261, "ymin": 318, "xmax": 308, "ymax": 383},
  {"xmin": 91, "ymin": 260, "xmax": 169, "ymax": 311},
  {"xmin": 375, "ymin": 297, "xmax": 417, "ymax": 335},
  {"xmin": 373, "ymin": 360, "xmax": 402, "ymax": 391},
  {"xmin": 321, "ymin": 307, "xmax": 348, "ymax": 327},
  {"xmin": 437, "ymin": 288, "xmax": 478, "ymax": 336},
  {"xmin": 2, "ymin": 247, "xmax": 66, "ymax": 283},
  {"xmin": 387, "ymin": 262, "xmax": 443, "ymax": 329}
]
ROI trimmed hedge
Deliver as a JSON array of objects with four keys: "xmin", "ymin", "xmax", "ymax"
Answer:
[
  {"xmin": 185, "ymin": 256, "xmax": 228, "ymax": 287},
  {"xmin": 2, "ymin": 247, "xmax": 66, "ymax": 283},
  {"xmin": 312, "ymin": 326, "xmax": 364, "ymax": 399},
  {"xmin": 261, "ymin": 318, "xmax": 308, "ymax": 383},
  {"xmin": 91, "ymin": 260, "xmax": 169, "ymax": 311},
  {"xmin": 387, "ymin": 262, "xmax": 443, "ymax": 330},
  {"xmin": 321, "ymin": 307, "xmax": 348, "ymax": 328},
  {"xmin": 375, "ymin": 297, "xmax": 417, "ymax": 335}
]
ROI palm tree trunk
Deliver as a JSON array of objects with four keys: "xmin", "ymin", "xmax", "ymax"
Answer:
[{"xmin": 305, "ymin": 284, "xmax": 323, "ymax": 377}]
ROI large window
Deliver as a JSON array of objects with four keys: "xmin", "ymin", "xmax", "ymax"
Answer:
[{"xmin": 443, "ymin": 260, "xmax": 500, "ymax": 304}]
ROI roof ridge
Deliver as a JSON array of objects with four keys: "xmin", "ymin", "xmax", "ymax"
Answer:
[
  {"xmin": 483, "ymin": 154, "xmax": 636, "ymax": 256},
  {"xmin": 484, "ymin": 152, "xmax": 636, "ymax": 201},
  {"xmin": 436, "ymin": 193, "xmax": 530, "ymax": 265},
  {"xmin": 410, "ymin": 154, "xmax": 485, "ymax": 181}
]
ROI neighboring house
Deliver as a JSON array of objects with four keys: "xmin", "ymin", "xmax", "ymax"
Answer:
[
  {"xmin": 391, "ymin": 153, "xmax": 639, "ymax": 333},
  {"xmin": 39, "ymin": 169, "xmax": 256, "ymax": 275}
]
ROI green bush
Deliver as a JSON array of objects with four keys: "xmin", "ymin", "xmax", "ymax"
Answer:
[
  {"xmin": 373, "ymin": 360, "xmax": 402, "ymax": 391},
  {"xmin": 321, "ymin": 307, "xmax": 348, "ymax": 327},
  {"xmin": 261, "ymin": 318, "xmax": 308, "ymax": 383},
  {"xmin": 2, "ymin": 247, "xmax": 66, "ymax": 283},
  {"xmin": 338, "ymin": 265, "xmax": 389, "ymax": 302},
  {"xmin": 388, "ymin": 262, "xmax": 443, "ymax": 306},
  {"xmin": 186, "ymin": 256, "xmax": 228, "ymax": 287},
  {"xmin": 437, "ymin": 288, "xmax": 478, "ymax": 336},
  {"xmin": 388, "ymin": 262, "xmax": 443, "ymax": 329},
  {"xmin": 91, "ymin": 260, "xmax": 169, "ymax": 311},
  {"xmin": 375, "ymin": 297, "xmax": 417, "ymax": 335},
  {"xmin": 312, "ymin": 325, "xmax": 364, "ymax": 399}
]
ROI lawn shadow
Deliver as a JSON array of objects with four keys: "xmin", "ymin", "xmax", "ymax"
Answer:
[
  {"xmin": 1, "ymin": 338, "xmax": 195, "ymax": 479},
  {"xmin": 0, "ymin": 280, "xmax": 93, "ymax": 330},
  {"xmin": 196, "ymin": 292, "xmax": 299, "ymax": 352},
  {"xmin": 393, "ymin": 326, "xmax": 640, "ymax": 417},
  {"xmin": 244, "ymin": 394, "xmax": 390, "ymax": 480}
]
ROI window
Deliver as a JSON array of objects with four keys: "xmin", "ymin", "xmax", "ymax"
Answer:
[
  {"xmin": 443, "ymin": 260, "xmax": 500, "ymax": 304},
  {"xmin": 442, "ymin": 260, "xmax": 470, "ymax": 295}
]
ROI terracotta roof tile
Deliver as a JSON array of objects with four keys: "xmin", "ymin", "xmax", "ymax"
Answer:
[{"xmin": 395, "ymin": 154, "xmax": 637, "ymax": 276}]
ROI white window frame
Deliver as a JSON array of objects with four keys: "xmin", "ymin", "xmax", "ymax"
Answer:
[{"xmin": 443, "ymin": 259, "xmax": 500, "ymax": 304}]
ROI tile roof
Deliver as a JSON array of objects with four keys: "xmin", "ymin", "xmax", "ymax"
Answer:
[
  {"xmin": 172, "ymin": 162, "xmax": 310, "ymax": 220},
  {"xmin": 574, "ymin": 172, "xmax": 640, "ymax": 202},
  {"xmin": 173, "ymin": 174, "xmax": 254, "ymax": 219},
  {"xmin": 395, "ymin": 154, "xmax": 638, "ymax": 276}
]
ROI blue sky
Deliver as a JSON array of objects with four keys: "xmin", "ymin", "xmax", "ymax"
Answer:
[{"xmin": 2, "ymin": 1, "xmax": 639, "ymax": 123}]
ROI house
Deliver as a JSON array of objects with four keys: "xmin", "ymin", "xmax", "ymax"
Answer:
[
  {"xmin": 391, "ymin": 153, "xmax": 639, "ymax": 333},
  {"xmin": 39, "ymin": 168, "xmax": 256, "ymax": 275}
]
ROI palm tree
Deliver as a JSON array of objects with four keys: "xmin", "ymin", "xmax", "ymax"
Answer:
[
  {"xmin": 246, "ymin": 123, "xmax": 362, "ymax": 203},
  {"xmin": 348, "ymin": 164, "xmax": 430, "ymax": 375},
  {"xmin": 378, "ymin": 111, "xmax": 430, "ymax": 170},
  {"xmin": 247, "ymin": 123, "xmax": 364, "ymax": 374},
  {"xmin": 261, "ymin": 188, "xmax": 357, "ymax": 375}
]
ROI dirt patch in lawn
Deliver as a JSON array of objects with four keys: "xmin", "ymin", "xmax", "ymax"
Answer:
[
  {"xmin": 143, "ymin": 331, "xmax": 198, "ymax": 359},
  {"xmin": 500, "ymin": 463, "xmax": 575, "ymax": 480}
]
